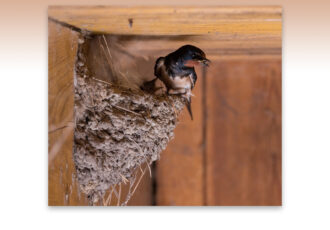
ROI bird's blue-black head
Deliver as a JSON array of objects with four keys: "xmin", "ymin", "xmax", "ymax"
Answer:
[{"xmin": 166, "ymin": 44, "xmax": 210, "ymax": 67}]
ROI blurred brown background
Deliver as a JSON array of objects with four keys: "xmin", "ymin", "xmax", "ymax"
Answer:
[
  {"xmin": 48, "ymin": 6, "xmax": 281, "ymax": 206},
  {"xmin": 157, "ymin": 58, "xmax": 281, "ymax": 206}
]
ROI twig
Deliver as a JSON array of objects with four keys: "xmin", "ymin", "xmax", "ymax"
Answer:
[
  {"xmin": 91, "ymin": 77, "xmax": 112, "ymax": 86},
  {"xmin": 146, "ymin": 161, "xmax": 152, "ymax": 178},
  {"xmin": 100, "ymin": 43, "xmax": 113, "ymax": 68},
  {"xmin": 105, "ymin": 185, "xmax": 114, "ymax": 206},
  {"xmin": 101, "ymin": 35, "xmax": 137, "ymax": 88},
  {"xmin": 120, "ymin": 174, "xmax": 129, "ymax": 184},
  {"xmin": 117, "ymin": 183, "xmax": 122, "ymax": 206},
  {"xmin": 99, "ymin": 39, "xmax": 117, "ymax": 82},
  {"xmin": 110, "ymin": 104, "xmax": 144, "ymax": 118},
  {"xmin": 121, "ymin": 173, "xmax": 137, "ymax": 206},
  {"xmin": 116, "ymin": 68, "xmax": 132, "ymax": 86},
  {"xmin": 131, "ymin": 166, "xmax": 147, "ymax": 195},
  {"xmin": 112, "ymin": 185, "xmax": 120, "ymax": 202},
  {"xmin": 102, "ymin": 35, "xmax": 113, "ymax": 59}
]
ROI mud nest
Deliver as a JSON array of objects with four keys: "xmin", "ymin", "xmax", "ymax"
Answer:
[{"xmin": 73, "ymin": 36, "xmax": 185, "ymax": 205}]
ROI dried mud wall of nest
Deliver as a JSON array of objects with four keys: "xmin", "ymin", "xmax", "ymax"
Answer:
[{"xmin": 73, "ymin": 35, "xmax": 185, "ymax": 205}]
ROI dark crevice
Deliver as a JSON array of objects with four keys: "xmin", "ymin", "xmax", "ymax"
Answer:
[
  {"xmin": 48, "ymin": 17, "xmax": 93, "ymax": 36},
  {"xmin": 151, "ymin": 162, "xmax": 157, "ymax": 205},
  {"xmin": 202, "ymin": 65, "xmax": 208, "ymax": 206}
]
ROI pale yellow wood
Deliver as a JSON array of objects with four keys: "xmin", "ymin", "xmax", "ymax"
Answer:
[
  {"xmin": 48, "ymin": 20, "xmax": 90, "ymax": 206},
  {"xmin": 48, "ymin": 6, "xmax": 282, "ymax": 36}
]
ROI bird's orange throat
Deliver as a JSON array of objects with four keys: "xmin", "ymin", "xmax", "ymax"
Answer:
[{"xmin": 184, "ymin": 60, "xmax": 201, "ymax": 68}]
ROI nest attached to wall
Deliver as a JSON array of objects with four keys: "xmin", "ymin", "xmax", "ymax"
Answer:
[{"xmin": 73, "ymin": 35, "xmax": 185, "ymax": 205}]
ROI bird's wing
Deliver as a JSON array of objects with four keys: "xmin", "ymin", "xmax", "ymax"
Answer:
[
  {"xmin": 154, "ymin": 57, "xmax": 165, "ymax": 77},
  {"xmin": 188, "ymin": 71, "xmax": 197, "ymax": 88}
]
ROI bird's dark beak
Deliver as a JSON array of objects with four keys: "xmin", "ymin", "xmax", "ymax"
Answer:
[{"xmin": 199, "ymin": 58, "xmax": 211, "ymax": 67}]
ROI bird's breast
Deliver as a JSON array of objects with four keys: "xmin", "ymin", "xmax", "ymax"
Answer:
[
  {"xmin": 170, "ymin": 75, "xmax": 192, "ymax": 89},
  {"xmin": 157, "ymin": 62, "xmax": 192, "ymax": 90}
]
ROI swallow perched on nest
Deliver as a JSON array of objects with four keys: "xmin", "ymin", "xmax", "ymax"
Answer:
[{"xmin": 153, "ymin": 45, "xmax": 210, "ymax": 120}]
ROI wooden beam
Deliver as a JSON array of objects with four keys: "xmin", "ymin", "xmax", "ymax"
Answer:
[
  {"xmin": 48, "ymin": 20, "xmax": 89, "ymax": 205},
  {"xmin": 48, "ymin": 6, "xmax": 282, "ymax": 36},
  {"xmin": 48, "ymin": 20, "xmax": 153, "ymax": 206}
]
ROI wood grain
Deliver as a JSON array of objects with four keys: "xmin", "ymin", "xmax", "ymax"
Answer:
[
  {"xmin": 48, "ymin": 6, "xmax": 282, "ymax": 206},
  {"xmin": 205, "ymin": 58, "xmax": 282, "ymax": 205},
  {"xmin": 156, "ymin": 67, "xmax": 204, "ymax": 206},
  {"xmin": 48, "ymin": 20, "xmax": 153, "ymax": 206},
  {"xmin": 48, "ymin": 20, "xmax": 89, "ymax": 205},
  {"xmin": 48, "ymin": 6, "xmax": 281, "ymax": 36}
]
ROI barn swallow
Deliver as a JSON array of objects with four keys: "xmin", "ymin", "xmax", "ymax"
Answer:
[{"xmin": 154, "ymin": 45, "xmax": 210, "ymax": 120}]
